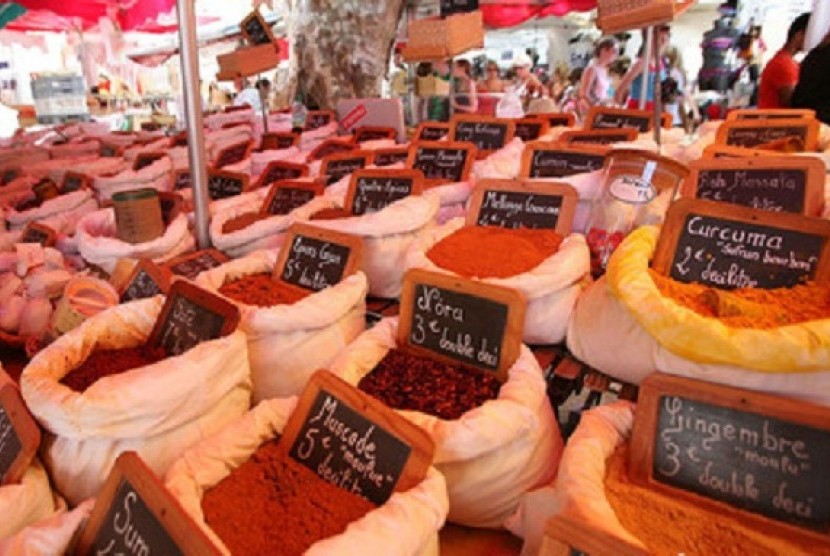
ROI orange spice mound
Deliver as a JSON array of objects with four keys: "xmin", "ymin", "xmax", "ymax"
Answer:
[
  {"xmin": 221, "ymin": 212, "xmax": 266, "ymax": 233},
  {"xmin": 649, "ymin": 270, "xmax": 830, "ymax": 329},
  {"xmin": 202, "ymin": 439, "xmax": 374, "ymax": 556},
  {"xmin": 426, "ymin": 226, "xmax": 563, "ymax": 279},
  {"xmin": 218, "ymin": 273, "xmax": 310, "ymax": 307},
  {"xmin": 603, "ymin": 445, "xmax": 826, "ymax": 556}
]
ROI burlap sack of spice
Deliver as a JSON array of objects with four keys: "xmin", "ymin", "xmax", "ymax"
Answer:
[
  {"xmin": 0, "ymin": 499, "xmax": 94, "ymax": 555},
  {"xmin": 305, "ymin": 195, "xmax": 439, "ymax": 298},
  {"xmin": 92, "ymin": 157, "xmax": 173, "ymax": 201},
  {"xmin": 20, "ymin": 296, "xmax": 252, "ymax": 505},
  {"xmin": 568, "ymin": 227, "xmax": 830, "ymax": 406},
  {"xmin": 329, "ymin": 317, "xmax": 562, "ymax": 528},
  {"xmin": 404, "ymin": 218, "xmax": 590, "ymax": 344},
  {"xmin": 76, "ymin": 210, "xmax": 194, "ymax": 274},
  {"xmin": 195, "ymin": 250, "xmax": 367, "ymax": 401},
  {"xmin": 5, "ymin": 190, "xmax": 98, "ymax": 236},
  {"xmin": 165, "ymin": 397, "xmax": 449, "ymax": 556}
]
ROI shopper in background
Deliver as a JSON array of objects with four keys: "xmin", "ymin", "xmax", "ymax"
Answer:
[
  {"xmin": 512, "ymin": 52, "xmax": 545, "ymax": 106},
  {"xmin": 427, "ymin": 59, "xmax": 452, "ymax": 121},
  {"xmin": 233, "ymin": 78, "xmax": 271, "ymax": 112},
  {"xmin": 451, "ymin": 59, "xmax": 478, "ymax": 114},
  {"xmin": 758, "ymin": 13, "xmax": 810, "ymax": 109},
  {"xmin": 576, "ymin": 37, "xmax": 617, "ymax": 117},
  {"xmin": 559, "ymin": 67, "xmax": 584, "ymax": 114},
  {"xmin": 737, "ymin": 21, "xmax": 766, "ymax": 106},
  {"xmin": 615, "ymin": 24, "xmax": 671, "ymax": 109},
  {"xmin": 478, "ymin": 60, "xmax": 506, "ymax": 93},
  {"xmin": 548, "ymin": 63, "xmax": 570, "ymax": 104},
  {"xmin": 792, "ymin": 27, "xmax": 830, "ymax": 124}
]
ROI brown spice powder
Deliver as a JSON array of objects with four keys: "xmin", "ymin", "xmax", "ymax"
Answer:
[
  {"xmin": 201, "ymin": 439, "xmax": 374, "ymax": 555},
  {"xmin": 60, "ymin": 345, "xmax": 167, "ymax": 392},
  {"xmin": 218, "ymin": 273, "xmax": 310, "ymax": 307}
]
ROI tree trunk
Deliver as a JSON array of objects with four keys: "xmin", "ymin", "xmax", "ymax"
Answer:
[{"xmin": 286, "ymin": 0, "xmax": 406, "ymax": 109}]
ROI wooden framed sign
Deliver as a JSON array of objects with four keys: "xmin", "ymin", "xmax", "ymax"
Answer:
[
  {"xmin": 702, "ymin": 145, "xmax": 771, "ymax": 159},
  {"xmin": 345, "ymin": 168, "xmax": 424, "ymax": 216},
  {"xmin": 240, "ymin": 10, "xmax": 277, "ymax": 46},
  {"xmin": 261, "ymin": 180, "xmax": 324, "ymax": 216},
  {"xmin": 728, "ymin": 108, "xmax": 816, "ymax": 121},
  {"xmin": 529, "ymin": 112, "xmax": 575, "ymax": 129},
  {"xmin": 542, "ymin": 511, "xmax": 648, "ymax": 556},
  {"xmin": 260, "ymin": 131, "xmax": 299, "ymax": 151},
  {"xmin": 0, "ymin": 384, "xmax": 40, "ymax": 486},
  {"xmin": 173, "ymin": 169, "xmax": 192, "ymax": 191},
  {"xmin": 157, "ymin": 192, "xmax": 183, "ymax": 225},
  {"xmin": 414, "ymin": 121, "xmax": 450, "ymax": 142},
  {"xmin": 308, "ymin": 138, "xmax": 355, "ymax": 162},
  {"xmin": 585, "ymin": 106, "xmax": 670, "ymax": 132},
  {"xmin": 681, "ymin": 157, "xmax": 825, "ymax": 216},
  {"xmin": 320, "ymin": 150, "xmax": 371, "ymax": 186},
  {"xmin": 273, "ymin": 223, "xmax": 363, "ymax": 292},
  {"xmin": 631, "ymin": 373, "xmax": 830, "ymax": 541},
  {"xmin": 133, "ymin": 151, "xmax": 167, "ymax": 172},
  {"xmin": 520, "ymin": 142, "xmax": 609, "ymax": 178},
  {"xmin": 398, "ymin": 268, "xmax": 526, "ymax": 382},
  {"xmin": 61, "ymin": 171, "xmax": 91, "ymax": 194},
  {"xmin": 513, "ymin": 117, "xmax": 550, "ymax": 142},
  {"xmin": 716, "ymin": 119, "xmax": 819, "ymax": 151},
  {"xmin": 75, "ymin": 451, "xmax": 221, "ymax": 556},
  {"xmin": 304, "ymin": 110, "xmax": 336, "ymax": 131},
  {"xmin": 213, "ymin": 140, "xmax": 252, "ymax": 169},
  {"xmin": 559, "ymin": 128, "xmax": 638, "ymax": 146},
  {"xmin": 652, "ymin": 198, "xmax": 830, "ymax": 289},
  {"xmin": 147, "ymin": 279, "xmax": 240, "ymax": 357},
  {"xmin": 467, "ymin": 179, "xmax": 577, "ymax": 235},
  {"xmin": 371, "ymin": 146, "xmax": 409, "ymax": 167},
  {"xmin": 119, "ymin": 259, "xmax": 171, "ymax": 303},
  {"xmin": 281, "ymin": 370, "xmax": 434, "ymax": 506},
  {"xmin": 449, "ymin": 115, "xmax": 515, "ymax": 158},
  {"xmin": 207, "ymin": 169, "xmax": 250, "ymax": 200},
  {"xmin": 19, "ymin": 222, "xmax": 56, "ymax": 247},
  {"xmin": 353, "ymin": 126, "xmax": 397, "ymax": 143},
  {"xmin": 440, "ymin": 0, "xmax": 479, "ymax": 16},
  {"xmin": 164, "ymin": 249, "xmax": 229, "ymax": 281},
  {"xmin": 406, "ymin": 141, "xmax": 477, "ymax": 187},
  {"xmin": 256, "ymin": 161, "xmax": 309, "ymax": 189}
]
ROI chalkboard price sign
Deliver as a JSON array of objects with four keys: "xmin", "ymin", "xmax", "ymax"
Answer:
[
  {"xmin": 398, "ymin": 269, "xmax": 525, "ymax": 380},
  {"xmin": 406, "ymin": 141, "xmax": 476, "ymax": 186},
  {"xmin": 119, "ymin": 259, "xmax": 171, "ymax": 303},
  {"xmin": 345, "ymin": 169, "xmax": 424, "ymax": 216},
  {"xmin": 652, "ymin": 199, "xmax": 830, "ymax": 289},
  {"xmin": 214, "ymin": 140, "xmax": 251, "ymax": 169},
  {"xmin": 282, "ymin": 371, "xmax": 434, "ymax": 506},
  {"xmin": 682, "ymin": 157, "xmax": 824, "ymax": 216},
  {"xmin": 274, "ymin": 223, "xmax": 363, "ymax": 292},
  {"xmin": 450, "ymin": 115, "xmax": 515, "ymax": 156},
  {"xmin": 728, "ymin": 108, "xmax": 815, "ymax": 121},
  {"xmin": 305, "ymin": 110, "xmax": 336, "ymax": 131},
  {"xmin": 513, "ymin": 118, "xmax": 549, "ymax": 142},
  {"xmin": 440, "ymin": 0, "xmax": 479, "ymax": 16},
  {"xmin": 560, "ymin": 129, "xmax": 638, "ymax": 145},
  {"xmin": 257, "ymin": 161, "xmax": 309, "ymax": 189},
  {"xmin": 207, "ymin": 169, "xmax": 249, "ymax": 200},
  {"xmin": 165, "ymin": 249, "xmax": 229, "ymax": 281},
  {"xmin": 147, "ymin": 280, "xmax": 239, "ymax": 357},
  {"xmin": 467, "ymin": 179, "xmax": 577, "ymax": 235},
  {"xmin": 261, "ymin": 180, "xmax": 323, "ymax": 216},
  {"xmin": 240, "ymin": 10, "xmax": 276, "ymax": 46},
  {"xmin": 321, "ymin": 152, "xmax": 370, "ymax": 186},
  {"xmin": 585, "ymin": 107, "xmax": 656, "ymax": 133},
  {"xmin": 353, "ymin": 126, "xmax": 397, "ymax": 143},
  {"xmin": 133, "ymin": 152, "xmax": 167, "ymax": 172},
  {"xmin": 520, "ymin": 142, "xmax": 609, "ymax": 179},
  {"xmin": 76, "ymin": 451, "xmax": 220, "ymax": 556},
  {"xmin": 531, "ymin": 112, "xmax": 576, "ymax": 129},
  {"xmin": 716, "ymin": 119, "xmax": 819, "ymax": 151},
  {"xmin": 371, "ymin": 147, "xmax": 409, "ymax": 167},
  {"xmin": 631, "ymin": 373, "xmax": 830, "ymax": 538},
  {"xmin": 173, "ymin": 170, "xmax": 191, "ymax": 191},
  {"xmin": 19, "ymin": 222, "xmax": 57, "ymax": 247},
  {"xmin": 308, "ymin": 138, "xmax": 355, "ymax": 161},
  {"xmin": 61, "ymin": 171, "xmax": 90, "ymax": 193},
  {"xmin": 414, "ymin": 122, "xmax": 450, "ymax": 141},
  {"xmin": 260, "ymin": 132, "xmax": 299, "ymax": 151},
  {"xmin": 0, "ymin": 384, "xmax": 40, "ymax": 486},
  {"xmin": 100, "ymin": 144, "xmax": 120, "ymax": 158}
]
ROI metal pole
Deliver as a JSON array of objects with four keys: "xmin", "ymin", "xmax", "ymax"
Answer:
[
  {"xmin": 652, "ymin": 25, "xmax": 662, "ymax": 147},
  {"xmin": 638, "ymin": 27, "xmax": 653, "ymax": 110},
  {"xmin": 175, "ymin": 0, "xmax": 210, "ymax": 248}
]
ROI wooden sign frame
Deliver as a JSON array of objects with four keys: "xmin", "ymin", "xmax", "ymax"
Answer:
[
  {"xmin": 353, "ymin": 126, "xmax": 397, "ymax": 143},
  {"xmin": 513, "ymin": 117, "xmax": 550, "ymax": 142},
  {"xmin": 280, "ymin": 370, "xmax": 434, "ymax": 504},
  {"xmin": 398, "ymin": 268, "xmax": 526, "ymax": 381},
  {"xmin": 304, "ymin": 110, "xmax": 337, "ymax": 131},
  {"xmin": 466, "ymin": 179, "xmax": 578, "ymax": 235},
  {"xmin": 370, "ymin": 146, "xmax": 409, "ymax": 167},
  {"xmin": 273, "ymin": 223, "xmax": 364, "ymax": 290},
  {"xmin": 559, "ymin": 128, "xmax": 638, "ymax": 146},
  {"xmin": 132, "ymin": 151, "xmax": 168, "ymax": 172},
  {"xmin": 75, "ymin": 451, "xmax": 221, "ymax": 555},
  {"xmin": 19, "ymin": 222, "xmax": 57, "ymax": 247},
  {"xmin": 529, "ymin": 112, "xmax": 576, "ymax": 129},
  {"xmin": 405, "ymin": 140, "xmax": 477, "ymax": 187},
  {"xmin": 164, "ymin": 248, "xmax": 230, "ymax": 280},
  {"xmin": 715, "ymin": 118, "xmax": 820, "ymax": 152},
  {"xmin": 681, "ymin": 156, "xmax": 825, "ymax": 216},
  {"xmin": 212, "ymin": 140, "xmax": 253, "ymax": 169},
  {"xmin": 584, "ymin": 106, "xmax": 672, "ymax": 132},
  {"xmin": 206, "ymin": 169, "xmax": 251, "ymax": 200},
  {"xmin": 541, "ymin": 512, "xmax": 648, "ymax": 556},
  {"xmin": 256, "ymin": 161, "xmax": 309, "ymax": 189},
  {"xmin": 172, "ymin": 169, "xmax": 192, "ymax": 191},
  {"xmin": 652, "ymin": 198, "xmax": 830, "ymax": 284},
  {"xmin": 728, "ymin": 108, "xmax": 816, "ymax": 121},
  {"xmin": 344, "ymin": 168, "xmax": 425, "ymax": 216},
  {"xmin": 319, "ymin": 150, "xmax": 371, "ymax": 185},
  {"xmin": 414, "ymin": 122, "xmax": 451, "ymax": 142},
  {"xmin": 240, "ymin": 10, "xmax": 277, "ymax": 46},
  {"xmin": 61, "ymin": 171, "xmax": 91, "ymax": 193},
  {"xmin": 702, "ymin": 145, "xmax": 773, "ymax": 159},
  {"xmin": 118, "ymin": 258, "xmax": 172, "ymax": 302},
  {"xmin": 630, "ymin": 372, "xmax": 830, "ymax": 543},
  {"xmin": 0, "ymin": 384, "xmax": 40, "ymax": 486},
  {"xmin": 260, "ymin": 131, "xmax": 299, "ymax": 151},
  {"xmin": 307, "ymin": 138, "xmax": 356, "ymax": 162},
  {"xmin": 260, "ymin": 180, "xmax": 325, "ymax": 216},
  {"xmin": 519, "ymin": 141, "xmax": 609, "ymax": 179},
  {"xmin": 449, "ymin": 114, "xmax": 516, "ymax": 158}
]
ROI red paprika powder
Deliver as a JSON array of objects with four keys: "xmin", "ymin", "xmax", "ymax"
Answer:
[
  {"xmin": 60, "ymin": 345, "xmax": 167, "ymax": 392},
  {"xmin": 218, "ymin": 273, "xmax": 310, "ymax": 307}
]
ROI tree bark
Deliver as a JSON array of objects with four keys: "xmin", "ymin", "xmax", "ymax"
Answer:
[{"xmin": 286, "ymin": 0, "xmax": 406, "ymax": 109}]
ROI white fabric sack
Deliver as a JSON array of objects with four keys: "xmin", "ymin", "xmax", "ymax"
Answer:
[
  {"xmin": 165, "ymin": 397, "xmax": 448, "ymax": 556},
  {"xmin": 0, "ymin": 458, "xmax": 61, "ymax": 542},
  {"xmin": 307, "ymin": 195, "xmax": 439, "ymax": 298},
  {"xmin": 48, "ymin": 140, "xmax": 100, "ymax": 160},
  {"xmin": 330, "ymin": 317, "xmax": 562, "ymax": 527},
  {"xmin": 46, "ymin": 156, "xmax": 127, "ymax": 185},
  {"xmin": 205, "ymin": 109, "xmax": 255, "ymax": 131},
  {"xmin": 205, "ymin": 127, "xmax": 253, "ymax": 164},
  {"xmin": 196, "ymin": 250, "xmax": 367, "ymax": 401},
  {"xmin": 20, "ymin": 296, "xmax": 252, "ymax": 505},
  {"xmin": 121, "ymin": 138, "xmax": 171, "ymax": 162},
  {"xmin": 299, "ymin": 122, "xmax": 340, "ymax": 156},
  {"xmin": 0, "ymin": 499, "xmax": 94, "ymax": 556},
  {"xmin": 495, "ymin": 86, "xmax": 525, "ymax": 118},
  {"xmin": 23, "ymin": 157, "xmax": 97, "ymax": 182},
  {"xmin": 76, "ymin": 210, "xmax": 194, "ymax": 274},
  {"xmin": 471, "ymin": 138, "xmax": 525, "ymax": 181},
  {"xmin": 250, "ymin": 146, "xmax": 304, "ymax": 177},
  {"xmin": 404, "ymin": 218, "xmax": 590, "ymax": 344},
  {"xmin": 92, "ymin": 157, "xmax": 173, "ymax": 201},
  {"xmin": 0, "ymin": 147, "xmax": 49, "ymax": 169},
  {"xmin": 5, "ymin": 190, "xmax": 98, "ymax": 236}
]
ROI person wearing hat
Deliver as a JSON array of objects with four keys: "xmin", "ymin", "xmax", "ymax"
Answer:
[
  {"xmin": 512, "ymin": 52, "xmax": 544, "ymax": 105},
  {"xmin": 614, "ymin": 25, "xmax": 671, "ymax": 109}
]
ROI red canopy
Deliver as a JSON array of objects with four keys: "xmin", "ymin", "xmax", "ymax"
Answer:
[
  {"xmin": 481, "ymin": 0, "xmax": 597, "ymax": 28},
  {"xmin": 3, "ymin": 0, "xmax": 184, "ymax": 32}
]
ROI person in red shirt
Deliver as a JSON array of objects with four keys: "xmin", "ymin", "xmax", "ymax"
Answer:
[{"xmin": 757, "ymin": 13, "xmax": 810, "ymax": 108}]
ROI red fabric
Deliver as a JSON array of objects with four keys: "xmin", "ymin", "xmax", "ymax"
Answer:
[
  {"xmin": 6, "ymin": 0, "xmax": 177, "ymax": 32},
  {"xmin": 481, "ymin": 1, "xmax": 597, "ymax": 28},
  {"xmin": 758, "ymin": 49, "xmax": 799, "ymax": 109}
]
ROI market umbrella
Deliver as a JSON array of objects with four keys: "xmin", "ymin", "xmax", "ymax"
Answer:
[{"xmin": 0, "ymin": 2, "xmax": 25, "ymax": 29}]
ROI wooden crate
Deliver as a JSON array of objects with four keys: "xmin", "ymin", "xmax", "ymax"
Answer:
[
  {"xmin": 402, "ymin": 10, "xmax": 484, "ymax": 61},
  {"xmin": 596, "ymin": 0, "xmax": 694, "ymax": 35}
]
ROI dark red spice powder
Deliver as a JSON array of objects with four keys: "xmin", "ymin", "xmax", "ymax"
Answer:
[
  {"xmin": 201, "ymin": 439, "xmax": 374, "ymax": 555},
  {"xmin": 60, "ymin": 345, "xmax": 167, "ymax": 392},
  {"xmin": 218, "ymin": 273, "xmax": 310, "ymax": 307},
  {"xmin": 358, "ymin": 348, "xmax": 501, "ymax": 420}
]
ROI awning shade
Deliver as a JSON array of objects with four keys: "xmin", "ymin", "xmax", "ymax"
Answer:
[
  {"xmin": 1, "ymin": 0, "xmax": 180, "ymax": 32},
  {"xmin": 481, "ymin": 0, "xmax": 597, "ymax": 28}
]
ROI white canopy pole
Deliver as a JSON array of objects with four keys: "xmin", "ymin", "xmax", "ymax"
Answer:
[{"xmin": 175, "ymin": 0, "xmax": 211, "ymax": 248}]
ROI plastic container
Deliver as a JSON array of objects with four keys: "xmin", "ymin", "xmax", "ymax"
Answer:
[{"xmin": 112, "ymin": 188, "xmax": 165, "ymax": 244}]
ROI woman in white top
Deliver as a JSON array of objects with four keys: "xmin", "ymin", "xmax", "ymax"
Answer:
[{"xmin": 576, "ymin": 38, "xmax": 617, "ymax": 117}]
